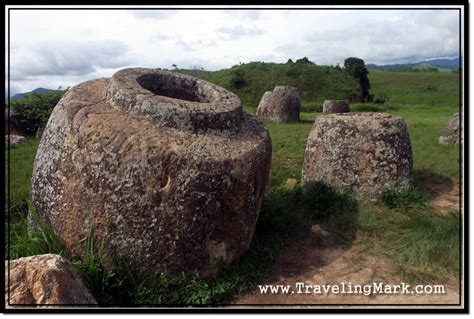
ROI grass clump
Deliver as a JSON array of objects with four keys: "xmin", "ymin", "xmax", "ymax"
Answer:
[
  {"xmin": 381, "ymin": 187, "xmax": 428, "ymax": 211},
  {"xmin": 7, "ymin": 204, "xmax": 64, "ymax": 260}
]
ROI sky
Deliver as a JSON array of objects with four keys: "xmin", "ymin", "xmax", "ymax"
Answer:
[{"xmin": 7, "ymin": 7, "xmax": 461, "ymax": 96}]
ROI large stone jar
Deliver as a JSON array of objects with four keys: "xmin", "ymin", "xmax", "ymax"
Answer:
[
  {"xmin": 302, "ymin": 113, "xmax": 413, "ymax": 201},
  {"xmin": 438, "ymin": 112, "xmax": 462, "ymax": 146},
  {"xmin": 31, "ymin": 68, "xmax": 272, "ymax": 277},
  {"xmin": 256, "ymin": 86, "xmax": 300, "ymax": 122},
  {"xmin": 322, "ymin": 100, "xmax": 350, "ymax": 114}
]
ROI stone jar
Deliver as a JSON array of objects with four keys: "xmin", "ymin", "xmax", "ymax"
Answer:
[
  {"xmin": 256, "ymin": 86, "xmax": 300, "ymax": 122},
  {"xmin": 31, "ymin": 68, "xmax": 272, "ymax": 277},
  {"xmin": 438, "ymin": 112, "xmax": 462, "ymax": 146},
  {"xmin": 322, "ymin": 100, "xmax": 350, "ymax": 114},
  {"xmin": 302, "ymin": 113, "xmax": 413, "ymax": 201}
]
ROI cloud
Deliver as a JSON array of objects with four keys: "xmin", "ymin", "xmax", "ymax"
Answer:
[
  {"xmin": 223, "ymin": 10, "xmax": 263, "ymax": 20},
  {"xmin": 149, "ymin": 33, "xmax": 173, "ymax": 42},
  {"xmin": 129, "ymin": 10, "xmax": 176, "ymax": 20},
  {"xmin": 7, "ymin": 8, "xmax": 461, "ymax": 95},
  {"xmin": 216, "ymin": 25, "xmax": 265, "ymax": 39},
  {"xmin": 10, "ymin": 40, "xmax": 131, "ymax": 80},
  {"xmin": 279, "ymin": 10, "xmax": 460, "ymax": 65},
  {"xmin": 175, "ymin": 40, "xmax": 194, "ymax": 52}
]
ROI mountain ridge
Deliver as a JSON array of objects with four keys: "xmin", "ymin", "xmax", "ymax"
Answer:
[{"xmin": 367, "ymin": 57, "xmax": 460, "ymax": 71}]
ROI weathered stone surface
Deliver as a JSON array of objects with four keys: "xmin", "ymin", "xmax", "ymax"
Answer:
[
  {"xmin": 256, "ymin": 86, "xmax": 300, "ymax": 122},
  {"xmin": 284, "ymin": 178, "xmax": 297, "ymax": 190},
  {"xmin": 31, "ymin": 68, "xmax": 272, "ymax": 278},
  {"xmin": 310, "ymin": 224, "xmax": 332, "ymax": 238},
  {"xmin": 439, "ymin": 112, "xmax": 462, "ymax": 146},
  {"xmin": 302, "ymin": 113, "xmax": 413, "ymax": 201},
  {"xmin": 323, "ymin": 100, "xmax": 350, "ymax": 114},
  {"xmin": 5, "ymin": 254, "xmax": 97, "ymax": 308},
  {"xmin": 5, "ymin": 134, "xmax": 26, "ymax": 147}
]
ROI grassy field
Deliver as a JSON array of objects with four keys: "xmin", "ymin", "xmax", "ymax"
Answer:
[{"xmin": 6, "ymin": 71, "xmax": 462, "ymax": 305}]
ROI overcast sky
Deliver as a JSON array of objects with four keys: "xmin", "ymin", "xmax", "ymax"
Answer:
[{"xmin": 7, "ymin": 7, "xmax": 461, "ymax": 96}]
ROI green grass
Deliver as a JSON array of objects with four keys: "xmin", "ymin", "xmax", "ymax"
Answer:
[
  {"xmin": 6, "ymin": 138, "xmax": 40, "ymax": 216},
  {"xmin": 5, "ymin": 71, "xmax": 461, "ymax": 305},
  {"xmin": 357, "ymin": 205, "xmax": 459, "ymax": 282},
  {"xmin": 368, "ymin": 71, "xmax": 460, "ymax": 108}
]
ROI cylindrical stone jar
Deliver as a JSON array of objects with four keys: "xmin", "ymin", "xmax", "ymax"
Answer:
[
  {"xmin": 322, "ymin": 100, "xmax": 350, "ymax": 114},
  {"xmin": 302, "ymin": 113, "xmax": 413, "ymax": 201},
  {"xmin": 256, "ymin": 86, "xmax": 300, "ymax": 122},
  {"xmin": 30, "ymin": 68, "xmax": 272, "ymax": 277}
]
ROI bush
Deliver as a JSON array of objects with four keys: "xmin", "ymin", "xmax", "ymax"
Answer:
[
  {"xmin": 229, "ymin": 70, "xmax": 245, "ymax": 89},
  {"xmin": 9, "ymin": 90, "xmax": 65, "ymax": 134}
]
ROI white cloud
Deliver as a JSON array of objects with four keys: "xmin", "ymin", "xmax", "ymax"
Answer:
[
  {"xmin": 216, "ymin": 25, "xmax": 265, "ymax": 39},
  {"xmin": 11, "ymin": 40, "xmax": 131, "ymax": 80},
  {"xmin": 7, "ymin": 7, "xmax": 461, "ymax": 95}
]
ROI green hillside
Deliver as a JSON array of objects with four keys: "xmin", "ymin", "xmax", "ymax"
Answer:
[
  {"xmin": 368, "ymin": 71, "xmax": 460, "ymax": 107},
  {"xmin": 179, "ymin": 61, "xmax": 360, "ymax": 111}
]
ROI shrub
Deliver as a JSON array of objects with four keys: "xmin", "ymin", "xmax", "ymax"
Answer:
[
  {"xmin": 229, "ymin": 70, "xmax": 245, "ymax": 89},
  {"xmin": 9, "ymin": 90, "xmax": 65, "ymax": 134}
]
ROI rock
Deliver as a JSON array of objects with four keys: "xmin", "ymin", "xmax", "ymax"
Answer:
[
  {"xmin": 302, "ymin": 113, "xmax": 413, "ymax": 201},
  {"xmin": 323, "ymin": 100, "xmax": 350, "ymax": 114},
  {"xmin": 439, "ymin": 112, "xmax": 462, "ymax": 146},
  {"xmin": 310, "ymin": 224, "xmax": 332, "ymax": 238},
  {"xmin": 284, "ymin": 178, "xmax": 298, "ymax": 190},
  {"xmin": 31, "ymin": 68, "xmax": 272, "ymax": 278},
  {"xmin": 5, "ymin": 254, "xmax": 97, "ymax": 308},
  {"xmin": 5, "ymin": 135, "xmax": 26, "ymax": 147},
  {"xmin": 256, "ymin": 86, "xmax": 300, "ymax": 122}
]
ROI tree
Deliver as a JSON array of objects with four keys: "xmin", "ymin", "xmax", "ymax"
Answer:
[
  {"xmin": 295, "ymin": 57, "xmax": 314, "ymax": 64},
  {"xmin": 230, "ymin": 70, "xmax": 246, "ymax": 89},
  {"xmin": 287, "ymin": 58, "xmax": 294, "ymax": 64},
  {"xmin": 9, "ymin": 90, "xmax": 65, "ymax": 134},
  {"xmin": 344, "ymin": 57, "xmax": 371, "ymax": 102},
  {"xmin": 171, "ymin": 64, "xmax": 178, "ymax": 69}
]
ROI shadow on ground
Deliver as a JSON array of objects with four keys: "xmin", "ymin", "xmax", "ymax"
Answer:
[
  {"xmin": 251, "ymin": 181, "xmax": 359, "ymax": 282},
  {"xmin": 414, "ymin": 169, "xmax": 454, "ymax": 196},
  {"xmin": 414, "ymin": 169, "xmax": 461, "ymax": 214}
]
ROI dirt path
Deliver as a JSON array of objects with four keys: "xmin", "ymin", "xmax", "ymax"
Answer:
[
  {"xmin": 232, "ymin": 180, "xmax": 462, "ymax": 307},
  {"xmin": 232, "ymin": 231, "xmax": 460, "ymax": 306},
  {"xmin": 424, "ymin": 179, "xmax": 462, "ymax": 215}
]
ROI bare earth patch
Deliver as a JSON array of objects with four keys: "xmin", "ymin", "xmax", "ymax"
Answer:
[
  {"xmin": 424, "ymin": 179, "xmax": 462, "ymax": 215},
  {"xmin": 232, "ymin": 228, "xmax": 460, "ymax": 306}
]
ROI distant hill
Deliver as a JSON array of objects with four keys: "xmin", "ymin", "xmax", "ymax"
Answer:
[
  {"xmin": 178, "ymin": 61, "xmax": 361, "ymax": 109},
  {"xmin": 10, "ymin": 88, "xmax": 62, "ymax": 101},
  {"xmin": 367, "ymin": 58, "xmax": 460, "ymax": 72}
]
